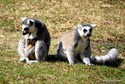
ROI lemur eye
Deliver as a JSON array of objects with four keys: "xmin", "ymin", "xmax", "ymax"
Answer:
[
  {"xmin": 89, "ymin": 29, "xmax": 92, "ymax": 32},
  {"xmin": 83, "ymin": 29, "xmax": 87, "ymax": 33}
]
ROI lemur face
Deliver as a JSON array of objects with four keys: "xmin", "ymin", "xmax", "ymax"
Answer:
[
  {"xmin": 20, "ymin": 17, "xmax": 36, "ymax": 35},
  {"xmin": 77, "ymin": 24, "xmax": 96, "ymax": 38}
]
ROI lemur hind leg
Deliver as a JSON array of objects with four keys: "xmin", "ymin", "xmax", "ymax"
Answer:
[{"xmin": 34, "ymin": 41, "xmax": 47, "ymax": 62}]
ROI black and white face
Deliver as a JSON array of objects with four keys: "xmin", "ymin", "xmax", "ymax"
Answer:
[
  {"xmin": 20, "ymin": 17, "xmax": 36, "ymax": 35},
  {"xmin": 77, "ymin": 24, "xmax": 96, "ymax": 38}
]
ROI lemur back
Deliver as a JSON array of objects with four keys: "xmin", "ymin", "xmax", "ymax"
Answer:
[
  {"xmin": 60, "ymin": 29, "xmax": 78, "ymax": 50},
  {"xmin": 57, "ymin": 24, "xmax": 118, "ymax": 65}
]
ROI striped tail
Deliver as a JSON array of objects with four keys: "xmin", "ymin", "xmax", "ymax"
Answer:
[{"xmin": 90, "ymin": 48, "xmax": 119, "ymax": 65}]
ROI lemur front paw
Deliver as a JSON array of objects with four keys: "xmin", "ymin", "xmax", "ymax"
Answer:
[{"xmin": 19, "ymin": 57, "xmax": 26, "ymax": 62}]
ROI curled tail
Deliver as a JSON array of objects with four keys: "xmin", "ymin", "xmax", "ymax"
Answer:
[{"xmin": 90, "ymin": 48, "xmax": 119, "ymax": 65}]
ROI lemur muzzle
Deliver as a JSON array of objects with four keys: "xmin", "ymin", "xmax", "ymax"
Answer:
[{"xmin": 23, "ymin": 27, "xmax": 29, "ymax": 35}]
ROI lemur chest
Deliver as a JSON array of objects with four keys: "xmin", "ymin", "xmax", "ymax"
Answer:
[
  {"xmin": 24, "ymin": 34, "xmax": 37, "ymax": 60},
  {"xmin": 74, "ymin": 40, "xmax": 89, "ymax": 56}
]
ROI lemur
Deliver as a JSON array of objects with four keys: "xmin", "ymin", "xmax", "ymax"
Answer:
[
  {"xmin": 57, "ymin": 24, "xmax": 118, "ymax": 65},
  {"xmin": 18, "ymin": 17, "xmax": 51, "ymax": 64}
]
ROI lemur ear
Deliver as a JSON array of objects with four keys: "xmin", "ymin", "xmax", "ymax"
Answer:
[
  {"xmin": 20, "ymin": 17, "xmax": 27, "ymax": 22},
  {"xmin": 77, "ymin": 24, "xmax": 83, "ymax": 30},
  {"xmin": 90, "ymin": 24, "xmax": 96, "ymax": 28}
]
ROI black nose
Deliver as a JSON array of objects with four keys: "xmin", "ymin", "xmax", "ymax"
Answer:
[
  {"xmin": 87, "ymin": 33, "xmax": 91, "ymax": 37},
  {"xmin": 23, "ymin": 27, "xmax": 29, "ymax": 35}
]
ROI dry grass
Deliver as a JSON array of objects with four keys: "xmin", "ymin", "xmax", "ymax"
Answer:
[{"xmin": 0, "ymin": 0, "xmax": 125, "ymax": 83}]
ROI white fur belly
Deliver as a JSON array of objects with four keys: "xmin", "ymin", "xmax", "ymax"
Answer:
[
  {"xmin": 63, "ymin": 40, "xmax": 87, "ymax": 57},
  {"xmin": 74, "ymin": 42, "xmax": 86, "ymax": 57},
  {"xmin": 63, "ymin": 44, "xmax": 84, "ymax": 57}
]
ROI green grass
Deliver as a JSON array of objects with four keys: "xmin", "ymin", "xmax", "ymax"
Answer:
[
  {"xmin": 0, "ymin": 0, "xmax": 125, "ymax": 83},
  {"xmin": 0, "ymin": 55, "xmax": 125, "ymax": 83}
]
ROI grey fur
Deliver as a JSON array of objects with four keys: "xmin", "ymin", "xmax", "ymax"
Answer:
[
  {"xmin": 57, "ymin": 24, "xmax": 118, "ymax": 65},
  {"xmin": 18, "ymin": 17, "xmax": 50, "ymax": 64}
]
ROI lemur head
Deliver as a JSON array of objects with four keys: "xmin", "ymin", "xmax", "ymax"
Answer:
[
  {"xmin": 20, "ymin": 17, "xmax": 36, "ymax": 35},
  {"xmin": 77, "ymin": 24, "xmax": 96, "ymax": 38}
]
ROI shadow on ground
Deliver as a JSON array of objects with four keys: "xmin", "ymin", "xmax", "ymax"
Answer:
[{"xmin": 46, "ymin": 54, "xmax": 124, "ymax": 68}]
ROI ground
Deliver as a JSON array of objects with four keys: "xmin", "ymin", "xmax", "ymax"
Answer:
[{"xmin": 0, "ymin": 0, "xmax": 125, "ymax": 83}]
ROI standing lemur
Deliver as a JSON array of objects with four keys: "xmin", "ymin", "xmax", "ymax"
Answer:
[
  {"xmin": 57, "ymin": 24, "xmax": 118, "ymax": 65},
  {"xmin": 18, "ymin": 17, "xmax": 51, "ymax": 64}
]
